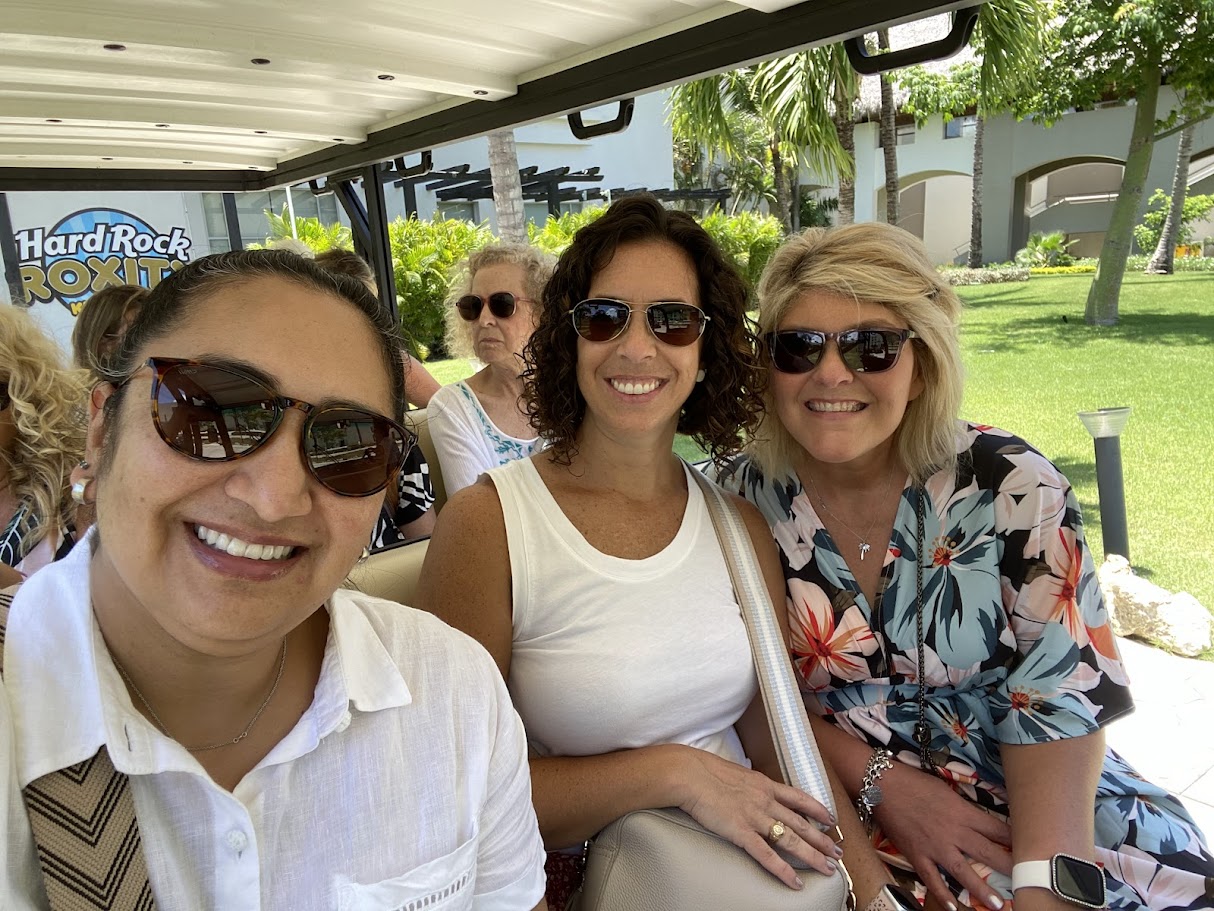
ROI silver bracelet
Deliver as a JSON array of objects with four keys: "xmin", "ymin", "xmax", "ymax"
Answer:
[{"xmin": 855, "ymin": 748, "xmax": 895, "ymax": 834}]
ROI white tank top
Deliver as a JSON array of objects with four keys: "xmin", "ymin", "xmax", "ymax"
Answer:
[{"xmin": 490, "ymin": 457, "xmax": 756, "ymax": 764}]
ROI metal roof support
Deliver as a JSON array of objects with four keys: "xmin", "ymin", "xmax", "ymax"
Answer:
[
  {"xmin": 362, "ymin": 166, "xmax": 398, "ymax": 323},
  {"xmin": 0, "ymin": 194, "xmax": 24, "ymax": 305},
  {"xmin": 221, "ymin": 193, "xmax": 244, "ymax": 252}
]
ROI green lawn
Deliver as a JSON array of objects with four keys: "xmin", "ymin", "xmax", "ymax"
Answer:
[{"xmin": 420, "ymin": 273, "xmax": 1214, "ymax": 613}]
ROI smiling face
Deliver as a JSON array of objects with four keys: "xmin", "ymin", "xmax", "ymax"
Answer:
[
  {"xmin": 467, "ymin": 262, "xmax": 536, "ymax": 373},
  {"xmin": 575, "ymin": 240, "xmax": 703, "ymax": 445},
  {"xmin": 771, "ymin": 290, "xmax": 923, "ymax": 474},
  {"xmin": 87, "ymin": 275, "xmax": 392, "ymax": 656}
]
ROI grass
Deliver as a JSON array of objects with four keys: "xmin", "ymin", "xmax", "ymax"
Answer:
[
  {"xmin": 419, "ymin": 273, "xmax": 1214, "ymax": 614},
  {"xmin": 957, "ymin": 273, "xmax": 1214, "ymax": 616}
]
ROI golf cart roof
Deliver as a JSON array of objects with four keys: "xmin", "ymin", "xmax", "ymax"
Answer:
[{"xmin": 1, "ymin": 0, "xmax": 970, "ymax": 192}]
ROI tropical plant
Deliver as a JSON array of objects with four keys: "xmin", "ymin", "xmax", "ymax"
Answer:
[
  {"xmin": 387, "ymin": 216, "xmax": 495, "ymax": 357},
  {"xmin": 1145, "ymin": 122, "xmax": 1198, "ymax": 273},
  {"xmin": 1133, "ymin": 188, "xmax": 1214, "ymax": 255},
  {"xmin": 876, "ymin": 30, "xmax": 900, "ymax": 226},
  {"xmin": 698, "ymin": 210, "xmax": 784, "ymax": 289},
  {"xmin": 1014, "ymin": 230, "xmax": 1078, "ymax": 267},
  {"xmin": 526, "ymin": 205, "xmax": 609, "ymax": 255},
  {"xmin": 1020, "ymin": 0, "xmax": 1214, "ymax": 324},
  {"xmin": 799, "ymin": 193, "xmax": 839, "ymax": 229},
  {"xmin": 898, "ymin": 0, "xmax": 1050, "ymax": 266},
  {"xmin": 487, "ymin": 130, "xmax": 527, "ymax": 244},
  {"xmin": 254, "ymin": 206, "xmax": 352, "ymax": 251}
]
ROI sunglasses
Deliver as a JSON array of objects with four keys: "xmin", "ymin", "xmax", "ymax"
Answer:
[
  {"xmin": 456, "ymin": 291, "xmax": 531, "ymax": 321},
  {"xmin": 767, "ymin": 328, "xmax": 916, "ymax": 374},
  {"xmin": 570, "ymin": 299, "xmax": 711, "ymax": 347},
  {"xmin": 137, "ymin": 357, "xmax": 414, "ymax": 497}
]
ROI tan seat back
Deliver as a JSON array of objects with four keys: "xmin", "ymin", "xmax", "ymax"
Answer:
[
  {"xmin": 406, "ymin": 407, "xmax": 446, "ymax": 512},
  {"xmin": 346, "ymin": 538, "xmax": 429, "ymax": 606}
]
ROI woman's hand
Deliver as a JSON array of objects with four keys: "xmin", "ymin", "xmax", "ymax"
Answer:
[
  {"xmin": 678, "ymin": 748, "xmax": 843, "ymax": 890},
  {"xmin": 874, "ymin": 761, "xmax": 1012, "ymax": 910}
]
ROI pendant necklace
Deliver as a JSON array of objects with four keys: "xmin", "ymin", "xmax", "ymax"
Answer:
[
  {"xmin": 803, "ymin": 464, "xmax": 898, "ymax": 561},
  {"xmin": 112, "ymin": 637, "xmax": 288, "ymax": 753}
]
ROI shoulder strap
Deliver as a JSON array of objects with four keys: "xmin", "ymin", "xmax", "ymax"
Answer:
[
  {"xmin": 0, "ymin": 583, "xmax": 156, "ymax": 911},
  {"xmin": 689, "ymin": 468, "xmax": 836, "ymax": 816}
]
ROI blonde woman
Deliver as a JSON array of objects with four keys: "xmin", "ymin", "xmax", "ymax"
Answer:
[
  {"xmin": 428, "ymin": 243, "xmax": 555, "ymax": 496},
  {"xmin": 0, "ymin": 306, "xmax": 89, "ymax": 582}
]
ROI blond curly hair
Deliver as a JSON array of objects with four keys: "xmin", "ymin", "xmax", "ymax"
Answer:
[{"xmin": 0, "ymin": 306, "xmax": 90, "ymax": 549}]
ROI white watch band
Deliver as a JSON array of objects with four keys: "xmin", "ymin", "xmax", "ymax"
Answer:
[{"xmin": 1012, "ymin": 860, "xmax": 1054, "ymax": 892}]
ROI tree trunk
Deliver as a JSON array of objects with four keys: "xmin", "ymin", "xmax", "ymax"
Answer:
[
  {"xmin": 833, "ymin": 89, "xmax": 856, "ymax": 226},
  {"xmin": 967, "ymin": 115, "xmax": 985, "ymax": 268},
  {"xmin": 877, "ymin": 30, "xmax": 900, "ymax": 226},
  {"xmin": 1085, "ymin": 66, "xmax": 1161, "ymax": 325},
  {"xmin": 487, "ymin": 130, "xmax": 527, "ymax": 244},
  {"xmin": 1146, "ymin": 122, "xmax": 1196, "ymax": 274},
  {"xmin": 771, "ymin": 139, "xmax": 793, "ymax": 234}
]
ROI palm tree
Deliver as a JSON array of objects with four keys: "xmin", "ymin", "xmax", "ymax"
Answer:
[
  {"xmin": 487, "ymin": 130, "xmax": 527, "ymax": 244},
  {"xmin": 670, "ymin": 50, "xmax": 850, "ymax": 233},
  {"xmin": 1146, "ymin": 121, "xmax": 1196, "ymax": 274},
  {"xmin": 876, "ymin": 30, "xmax": 900, "ymax": 225}
]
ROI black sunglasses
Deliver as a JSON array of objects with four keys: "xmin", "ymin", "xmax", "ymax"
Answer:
[
  {"xmin": 136, "ymin": 357, "xmax": 414, "ymax": 497},
  {"xmin": 570, "ymin": 298, "xmax": 711, "ymax": 347},
  {"xmin": 456, "ymin": 291, "xmax": 531, "ymax": 321},
  {"xmin": 766, "ymin": 328, "xmax": 917, "ymax": 374}
]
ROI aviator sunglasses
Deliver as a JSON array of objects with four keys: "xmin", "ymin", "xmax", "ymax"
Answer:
[
  {"xmin": 570, "ymin": 298, "xmax": 711, "ymax": 347},
  {"xmin": 133, "ymin": 357, "xmax": 414, "ymax": 497},
  {"xmin": 456, "ymin": 291, "xmax": 531, "ymax": 321},
  {"xmin": 766, "ymin": 328, "xmax": 917, "ymax": 374}
]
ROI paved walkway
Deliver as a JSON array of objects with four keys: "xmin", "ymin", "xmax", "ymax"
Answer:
[{"xmin": 1105, "ymin": 637, "xmax": 1214, "ymax": 838}]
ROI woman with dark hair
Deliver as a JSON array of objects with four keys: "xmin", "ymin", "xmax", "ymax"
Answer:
[
  {"xmin": 0, "ymin": 250, "xmax": 546, "ymax": 910},
  {"xmin": 419, "ymin": 196, "xmax": 905, "ymax": 910}
]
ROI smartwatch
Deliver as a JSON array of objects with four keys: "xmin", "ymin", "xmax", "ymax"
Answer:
[{"xmin": 1012, "ymin": 853, "xmax": 1107, "ymax": 909}]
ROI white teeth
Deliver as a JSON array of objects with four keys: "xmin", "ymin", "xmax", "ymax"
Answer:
[
  {"xmin": 611, "ymin": 379, "xmax": 660, "ymax": 395},
  {"xmin": 808, "ymin": 401, "xmax": 864, "ymax": 413},
  {"xmin": 194, "ymin": 525, "xmax": 294, "ymax": 561}
]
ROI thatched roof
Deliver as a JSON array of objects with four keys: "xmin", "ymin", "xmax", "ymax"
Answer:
[{"xmin": 854, "ymin": 15, "xmax": 976, "ymax": 118}]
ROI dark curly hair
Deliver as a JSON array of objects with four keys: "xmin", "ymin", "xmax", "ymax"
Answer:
[{"xmin": 522, "ymin": 194, "xmax": 764, "ymax": 465}]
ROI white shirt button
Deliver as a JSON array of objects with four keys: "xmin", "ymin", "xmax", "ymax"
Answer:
[
  {"xmin": 226, "ymin": 829, "xmax": 249, "ymax": 853},
  {"xmin": 335, "ymin": 710, "xmax": 352, "ymax": 733}
]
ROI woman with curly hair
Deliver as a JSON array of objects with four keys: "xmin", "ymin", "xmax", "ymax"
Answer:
[
  {"xmin": 0, "ymin": 306, "xmax": 89, "ymax": 582},
  {"xmin": 418, "ymin": 195, "xmax": 901, "ymax": 910}
]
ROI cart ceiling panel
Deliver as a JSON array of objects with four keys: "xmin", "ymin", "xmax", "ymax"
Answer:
[{"xmin": 0, "ymin": 0, "xmax": 966, "ymax": 188}]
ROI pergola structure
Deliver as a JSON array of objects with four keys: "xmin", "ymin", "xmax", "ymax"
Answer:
[
  {"xmin": 396, "ymin": 165, "xmax": 607, "ymax": 219},
  {"xmin": 1, "ymin": 1, "xmax": 981, "ymax": 319}
]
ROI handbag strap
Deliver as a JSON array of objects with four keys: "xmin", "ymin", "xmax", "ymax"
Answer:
[
  {"xmin": 689, "ymin": 469, "xmax": 836, "ymax": 817},
  {"xmin": 0, "ymin": 585, "xmax": 157, "ymax": 911}
]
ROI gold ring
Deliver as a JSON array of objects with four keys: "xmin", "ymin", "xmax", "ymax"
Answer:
[{"xmin": 767, "ymin": 820, "xmax": 786, "ymax": 845}]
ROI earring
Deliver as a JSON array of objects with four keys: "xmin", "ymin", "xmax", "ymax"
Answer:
[
  {"xmin": 78, "ymin": 459, "xmax": 90, "ymax": 470},
  {"xmin": 71, "ymin": 478, "xmax": 94, "ymax": 506},
  {"xmin": 695, "ymin": 368, "xmax": 706, "ymax": 383}
]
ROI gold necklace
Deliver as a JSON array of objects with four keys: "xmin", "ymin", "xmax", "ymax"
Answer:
[
  {"xmin": 113, "ymin": 638, "xmax": 288, "ymax": 752},
  {"xmin": 803, "ymin": 466, "xmax": 898, "ymax": 561}
]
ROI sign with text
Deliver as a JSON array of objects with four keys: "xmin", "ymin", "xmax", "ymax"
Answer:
[{"xmin": 16, "ymin": 208, "xmax": 192, "ymax": 314}]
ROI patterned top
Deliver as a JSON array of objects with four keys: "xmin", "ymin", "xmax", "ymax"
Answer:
[
  {"xmin": 427, "ymin": 381, "xmax": 543, "ymax": 497},
  {"xmin": 721, "ymin": 423, "xmax": 1214, "ymax": 910},
  {"xmin": 369, "ymin": 444, "xmax": 435, "ymax": 551},
  {"xmin": 0, "ymin": 502, "xmax": 74, "ymax": 577}
]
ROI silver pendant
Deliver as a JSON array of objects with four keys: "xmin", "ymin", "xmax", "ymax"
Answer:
[{"xmin": 859, "ymin": 542, "xmax": 871, "ymax": 560}]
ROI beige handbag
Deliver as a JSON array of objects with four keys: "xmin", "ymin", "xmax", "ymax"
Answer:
[{"xmin": 570, "ymin": 471, "xmax": 855, "ymax": 911}]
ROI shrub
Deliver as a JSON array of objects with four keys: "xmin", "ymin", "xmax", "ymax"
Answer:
[
  {"xmin": 1125, "ymin": 253, "xmax": 1214, "ymax": 273},
  {"xmin": 387, "ymin": 216, "xmax": 495, "ymax": 358},
  {"xmin": 940, "ymin": 266, "xmax": 1030, "ymax": 286},
  {"xmin": 1132, "ymin": 189, "xmax": 1214, "ymax": 253},
  {"xmin": 697, "ymin": 210, "xmax": 785, "ymax": 289},
  {"xmin": 1015, "ymin": 231, "xmax": 1078, "ymax": 267},
  {"xmin": 252, "ymin": 207, "xmax": 353, "ymax": 251},
  {"xmin": 1029, "ymin": 265, "xmax": 1097, "ymax": 275},
  {"xmin": 527, "ymin": 206, "xmax": 608, "ymax": 255}
]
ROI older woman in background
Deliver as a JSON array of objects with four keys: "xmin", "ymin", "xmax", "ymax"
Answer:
[
  {"xmin": 426, "ymin": 243, "xmax": 554, "ymax": 496},
  {"xmin": 0, "ymin": 306, "xmax": 89, "ymax": 584},
  {"xmin": 721, "ymin": 222, "xmax": 1214, "ymax": 911}
]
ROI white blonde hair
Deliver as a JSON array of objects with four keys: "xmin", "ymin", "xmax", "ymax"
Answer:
[{"xmin": 442, "ymin": 243, "xmax": 555, "ymax": 359}]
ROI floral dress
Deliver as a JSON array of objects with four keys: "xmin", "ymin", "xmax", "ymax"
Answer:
[{"xmin": 721, "ymin": 423, "xmax": 1214, "ymax": 910}]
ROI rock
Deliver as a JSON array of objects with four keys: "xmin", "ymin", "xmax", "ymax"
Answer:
[{"xmin": 1098, "ymin": 555, "xmax": 1213, "ymax": 657}]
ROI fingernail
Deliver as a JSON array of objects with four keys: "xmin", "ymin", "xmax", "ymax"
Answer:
[
  {"xmin": 946, "ymin": 903, "xmax": 957, "ymax": 911},
  {"xmin": 793, "ymin": 876, "xmax": 804, "ymax": 890},
  {"xmin": 833, "ymin": 844, "xmax": 844, "ymax": 858},
  {"xmin": 988, "ymin": 897, "xmax": 1004, "ymax": 909},
  {"xmin": 829, "ymin": 812, "xmax": 838, "ymax": 825},
  {"xmin": 825, "ymin": 860, "xmax": 838, "ymax": 873}
]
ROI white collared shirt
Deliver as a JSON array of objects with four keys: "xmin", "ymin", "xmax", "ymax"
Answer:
[{"xmin": 1, "ymin": 538, "xmax": 545, "ymax": 911}]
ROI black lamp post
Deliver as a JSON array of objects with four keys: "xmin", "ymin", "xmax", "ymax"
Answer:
[{"xmin": 1077, "ymin": 407, "xmax": 1132, "ymax": 561}]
